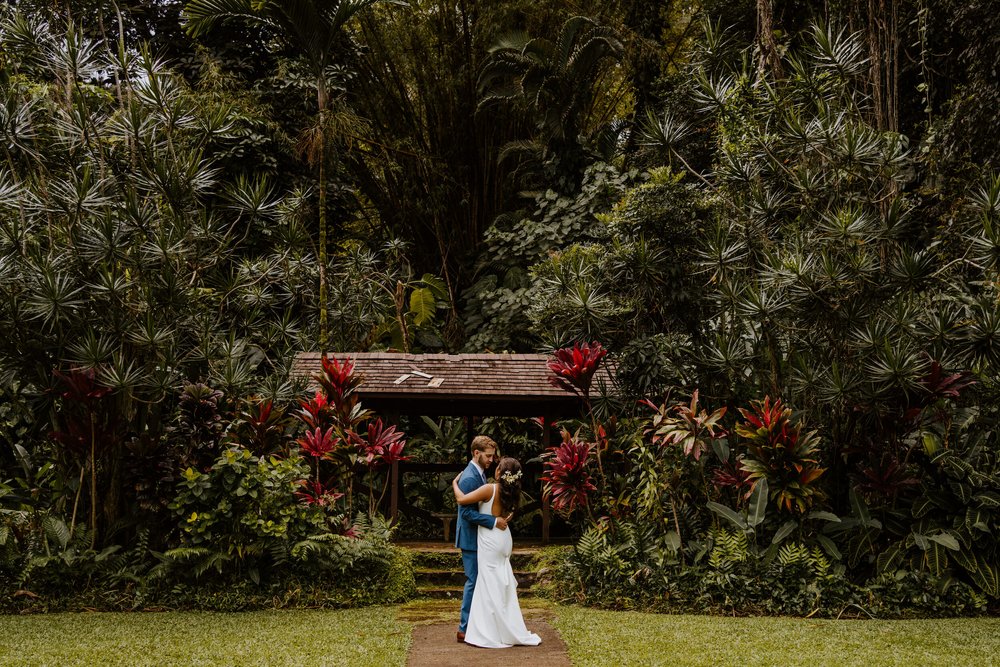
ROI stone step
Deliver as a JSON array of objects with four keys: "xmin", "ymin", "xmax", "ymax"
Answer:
[
  {"xmin": 414, "ymin": 569, "xmax": 538, "ymax": 587},
  {"xmin": 405, "ymin": 547, "xmax": 539, "ymax": 571},
  {"xmin": 416, "ymin": 585, "xmax": 537, "ymax": 600}
]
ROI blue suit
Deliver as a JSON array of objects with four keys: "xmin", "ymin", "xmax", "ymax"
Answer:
[{"xmin": 456, "ymin": 461, "xmax": 496, "ymax": 634}]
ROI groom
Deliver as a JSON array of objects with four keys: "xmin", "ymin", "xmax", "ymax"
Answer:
[{"xmin": 455, "ymin": 435, "xmax": 507, "ymax": 643}]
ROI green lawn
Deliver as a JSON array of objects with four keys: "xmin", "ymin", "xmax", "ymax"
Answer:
[
  {"xmin": 0, "ymin": 607, "xmax": 409, "ymax": 667},
  {"xmin": 5, "ymin": 603, "xmax": 999, "ymax": 666},
  {"xmin": 553, "ymin": 606, "xmax": 1000, "ymax": 666}
]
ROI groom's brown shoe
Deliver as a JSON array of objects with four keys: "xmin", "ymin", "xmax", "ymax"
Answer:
[{"xmin": 456, "ymin": 631, "xmax": 465, "ymax": 643}]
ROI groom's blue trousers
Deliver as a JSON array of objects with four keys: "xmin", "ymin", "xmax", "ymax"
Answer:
[{"xmin": 459, "ymin": 549, "xmax": 478, "ymax": 633}]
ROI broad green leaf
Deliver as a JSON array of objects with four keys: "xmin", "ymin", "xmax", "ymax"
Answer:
[
  {"xmin": 926, "ymin": 541, "xmax": 947, "ymax": 576},
  {"xmin": 665, "ymin": 530, "xmax": 681, "ymax": 552},
  {"xmin": 912, "ymin": 532, "xmax": 930, "ymax": 550},
  {"xmin": 922, "ymin": 431, "xmax": 940, "ymax": 455},
  {"xmin": 912, "ymin": 495, "xmax": 935, "ymax": 518},
  {"xmin": 748, "ymin": 479, "xmax": 768, "ymax": 527},
  {"xmin": 974, "ymin": 492, "xmax": 1000, "ymax": 508},
  {"xmin": 966, "ymin": 508, "xmax": 990, "ymax": 533},
  {"xmin": 420, "ymin": 273, "xmax": 448, "ymax": 299},
  {"xmin": 876, "ymin": 541, "xmax": 904, "ymax": 572},
  {"xmin": 711, "ymin": 438, "xmax": 730, "ymax": 462},
  {"xmin": 927, "ymin": 532, "xmax": 960, "ymax": 551},
  {"xmin": 814, "ymin": 534, "xmax": 841, "ymax": 560},
  {"xmin": 771, "ymin": 519, "xmax": 797, "ymax": 545},
  {"xmin": 707, "ymin": 501, "xmax": 748, "ymax": 531},
  {"xmin": 956, "ymin": 552, "xmax": 1000, "ymax": 597},
  {"xmin": 949, "ymin": 481, "xmax": 971, "ymax": 504},
  {"xmin": 935, "ymin": 574, "xmax": 956, "ymax": 594},
  {"xmin": 409, "ymin": 287, "xmax": 436, "ymax": 326},
  {"xmin": 806, "ymin": 511, "xmax": 841, "ymax": 523}
]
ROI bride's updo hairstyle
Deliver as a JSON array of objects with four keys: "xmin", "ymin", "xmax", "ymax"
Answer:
[{"xmin": 496, "ymin": 457, "xmax": 522, "ymax": 516}]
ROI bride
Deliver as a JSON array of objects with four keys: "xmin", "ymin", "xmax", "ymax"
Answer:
[{"xmin": 452, "ymin": 456, "xmax": 542, "ymax": 649}]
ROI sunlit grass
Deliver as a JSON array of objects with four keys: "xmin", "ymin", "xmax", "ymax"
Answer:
[
  {"xmin": 0, "ymin": 606, "xmax": 409, "ymax": 666},
  {"xmin": 554, "ymin": 605, "xmax": 1000, "ymax": 666}
]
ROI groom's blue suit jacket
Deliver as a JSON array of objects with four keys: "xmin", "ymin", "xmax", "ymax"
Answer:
[{"xmin": 455, "ymin": 461, "xmax": 497, "ymax": 551}]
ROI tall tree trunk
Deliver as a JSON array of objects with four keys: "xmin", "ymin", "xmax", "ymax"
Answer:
[
  {"xmin": 756, "ymin": 0, "xmax": 783, "ymax": 80},
  {"xmin": 317, "ymin": 83, "xmax": 329, "ymax": 351},
  {"xmin": 866, "ymin": 0, "xmax": 899, "ymax": 133}
]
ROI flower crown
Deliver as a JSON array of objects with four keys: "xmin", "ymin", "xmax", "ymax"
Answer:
[{"xmin": 500, "ymin": 469, "xmax": 522, "ymax": 484}]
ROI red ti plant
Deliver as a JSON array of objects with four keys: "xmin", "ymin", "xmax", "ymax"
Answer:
[
  {"xmin": 644, "ymin": 389, "xmax": 727, "ymax": 461},
  {"xmin": 299, "ymin": 426, "xmax": 339, "ymax": 459},
  {"xmin": 348, "ymin": 418, "xmax": 409, "ymax": 516},
  {"xmin": 231, "ymin": 398, "xmax": 290, "ymax": 455},
  {"xmin": 736, "ymin": 396, "xmax": 825, "ymax": 513},
  {"xmin": 294, "ymin": 480, "xmax": 344, "ymax": 506},
  {"xmin": 315, "ymin": 355, "xmax": 370, "ymax": 427},
  {"xmin": 547, "ymin": 341, "xmax": 610, "ymax": 488},
  {"xmin": 542, "ymin": 430, "xmax": 598, "ymax": 519},
  {"xmin": 296, "ymin": 425, "xmax": 340, "ymax": 493},
  {"xmin": 296, "ymin": 391, "xmax": 331, "ymax": 430},
  {"xmin": 711, "ymin": 458, "xmax": 753, "ymax": 499},
  {"xmin": 547, "ymin": 341, "xmax": 608, "ymax": 399}
]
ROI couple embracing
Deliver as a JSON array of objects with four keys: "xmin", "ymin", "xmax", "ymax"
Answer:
[{"xmin": 453, "ymin": 435, "xmax": 542, "ymax": 649}]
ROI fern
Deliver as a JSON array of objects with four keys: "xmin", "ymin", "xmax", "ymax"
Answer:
[{"xmin": 709, "ymin": 527, "xmax": 749, "ymax": 570}]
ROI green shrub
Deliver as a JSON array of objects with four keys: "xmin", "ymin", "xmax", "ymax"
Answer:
[{"xmin": 542, "ymin": 540, "xmax": 989, "ymax": 618}]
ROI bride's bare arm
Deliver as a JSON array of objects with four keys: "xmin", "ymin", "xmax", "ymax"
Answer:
[{"xmin": 452, "ymin": 478, "xmax": 496, "ymax": 505}]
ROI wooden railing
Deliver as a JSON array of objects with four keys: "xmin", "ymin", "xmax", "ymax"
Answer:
[{"xmin": 389, "ymin": 461, "xmax": 552, "ymax": 543}]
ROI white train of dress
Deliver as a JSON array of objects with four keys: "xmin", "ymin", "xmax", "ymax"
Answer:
[{"xmin": 463, "ymin": 485, "xmax": 542, "ymax": 649}]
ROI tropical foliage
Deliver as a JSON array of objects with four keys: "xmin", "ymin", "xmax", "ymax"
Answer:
[{"xmin": 1, "ymin": 0, "xmax": 999, "ymax": 617}]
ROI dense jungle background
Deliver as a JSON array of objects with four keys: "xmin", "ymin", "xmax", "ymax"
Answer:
[{"xmin": 0, "ymin": 0, "xmax": 998, "ymax": 615}]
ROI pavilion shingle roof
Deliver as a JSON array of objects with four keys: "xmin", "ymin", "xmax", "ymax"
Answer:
[{"xmin": 290, "ymin": 352, "xmax": 614, "ymax": 416}]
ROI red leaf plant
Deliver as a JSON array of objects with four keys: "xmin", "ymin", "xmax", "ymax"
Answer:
[
  {"xmin": 233, "ymin": 398, "xmax": 290, "ymax": 455},
  {"xmin": 348, "ymin": 418, "xmax": 409, "ymax": 516},
  {"xmin": 349, "ymin": 418, "xmax": 408, "ymax": 468},
  {"xmin": 317, "ymin": 355, "xmax": 363, "ymax": 403},
  {"xmin": 547, "ymin": 341, "xmax": 608, "ymax": 398},
  {"xmin": 711, "ymin": 457, "xmax": 752, "ymax": 495},
  {"xmin": 918, "ymin": 359, "xmax": 975, "ymax": 403},
  {"xmin": 736, "ymin": 396, "xmax": 826, "ymax": 513},
  {"xmin": 296, "ymin": 391, "xmax": 330, "ymax": 430},
  {"xmin": 315, "ymin": 355, "xmax": 371, "ymax": 427},
  {"xmin": 294, "ymin": 480, "xmax": 344, "ymax": 506},
  {"xmin": 542, "ymin": 430, "xmax": 597, "ymax": 517},
  {"xmin": 298, "ymin": 426, "xmax": 339, "ymax": 459},
  {"xmin": 643, "ymin": 389, "xmax": 727, "ymax": 461}
]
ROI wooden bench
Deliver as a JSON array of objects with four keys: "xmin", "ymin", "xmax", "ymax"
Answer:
[{"xmin": 431, "ymin": 512, "xmax": 457, "ymax": 542}]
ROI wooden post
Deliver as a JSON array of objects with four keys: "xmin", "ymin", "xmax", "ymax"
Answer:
[
  {"xmin": 386, "ymin": 411, "xmax": 401, "ymax": 525},
  {"xmin": 390, "ymin": 460, "xmax": 399, "ymax": 525},
  {"xmin": 542, "ymin": 415, "xmax": 551, "ymax": 544}
]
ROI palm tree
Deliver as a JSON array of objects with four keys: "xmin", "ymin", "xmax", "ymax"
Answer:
[
  {"xmin": 183, "ymin": 0, "xmax": 394, "ymax": 350},
  {"xmin": 478, "ymin": 15, "xmax": 624, "ymax": 192}
]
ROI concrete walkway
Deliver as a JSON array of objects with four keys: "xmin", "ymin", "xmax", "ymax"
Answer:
[{"xmin": 401, "ymin": 600, "xmax": 571, "ymax": 667}]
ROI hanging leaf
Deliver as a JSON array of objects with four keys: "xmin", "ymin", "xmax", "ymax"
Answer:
[
  {"xmin": 814, "ymin": 534, "xmax": 842, "ymax": 560},
  {"xmin": 409, "ymin": 287, "xmax": 436, "ymax": 326},
  {"xmin": 877, "ymin": 541, "xmax": 904, "ymax": 572},
  {"xmin": 771, "ymin": 519, "xmax": 797, "ymax": 545},
  {"xmin": 927, "ymin": 532, "xmax": 960, "ymax": 551},
  {"xmin": 420, "ymin": 273, "xmax": 448, "ymax": 299},
  {"xmin": 925, "ymin": 542, "xmax": 948, "ymax": 576},
  {"xmin": 748, "ymin": 478, "xmax": 768, "ymax": 527},
  {"xmin": 707, "ymin": 501, "xmax": 748, "ymax": 531}
]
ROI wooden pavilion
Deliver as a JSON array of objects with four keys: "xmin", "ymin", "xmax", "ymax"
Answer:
[{"xmin": 290, "ymin": 352, "xmax": 612, "ymax": 542}]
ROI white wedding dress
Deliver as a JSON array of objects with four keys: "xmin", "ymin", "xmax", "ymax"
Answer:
[{"xmin": 464, "ymin": 485, "xmax": 542, "ymax": 649}]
